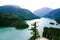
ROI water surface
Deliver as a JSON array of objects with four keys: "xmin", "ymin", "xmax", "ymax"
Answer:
[{"xmin": 0, "ymin": 18, "xmax": 60, "ymax": 40}]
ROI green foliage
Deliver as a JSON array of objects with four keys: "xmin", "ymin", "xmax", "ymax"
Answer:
[
  {"xmin": 0, "ymin": 11, "xmax": 29, "ymax": 29},
  {"xmin": 43, "ymin": 27, "xmax": 60, "ymax": 40},
  {"xmin": 55, "ymin": 18, "xmax": 60, "ymax": 24},
  {"xmin": 29, "ymin": 22, "xmax": 40, "ymax": 40}
]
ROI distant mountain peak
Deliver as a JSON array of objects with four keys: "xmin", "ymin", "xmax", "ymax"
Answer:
[
  {"xmin": 39, "ymin": 7, "xmax": 51, "ymax": 10},
  {"xmin": 34, "ymin": 7, "xmax": 52, "ymax": 17}
]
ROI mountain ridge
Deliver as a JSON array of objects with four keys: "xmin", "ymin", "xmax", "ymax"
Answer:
[
  {"xmin": 34, "ymin": 7, "xmax": 52, "ymax": 17},
  {"xmin": 0, "ymin": 5, "xmax": 39, "ymax": 20},
  {"xmin": 45, "ymin": 8, "xmax": 60, "ymax": 19}
]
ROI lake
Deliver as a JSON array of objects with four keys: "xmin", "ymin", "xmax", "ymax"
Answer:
[{"xmin": 0, "ymin": 18, "xmax": 60, "ymax": 40}]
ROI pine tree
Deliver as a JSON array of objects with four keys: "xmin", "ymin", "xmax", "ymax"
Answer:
[{"xmin": 29, "ymin": 22, "xmax": 40, "ymax": 40}]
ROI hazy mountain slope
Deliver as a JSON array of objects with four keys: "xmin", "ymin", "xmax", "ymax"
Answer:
[
  {"xmin": 34, "ymin": 7, "xmax": 52, "ymax": 17},
  {"xmin": 45, "ymin": 8, "xmax": 60, "ymax": 19}
]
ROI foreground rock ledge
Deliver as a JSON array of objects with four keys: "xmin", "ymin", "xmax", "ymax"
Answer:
[{"xmin": 35, "ymin": 37, "xmax": 48, "ymax": 40}]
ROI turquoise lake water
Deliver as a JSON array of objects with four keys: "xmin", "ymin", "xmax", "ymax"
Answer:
[{"xmin": 0, "ymin": 18, "xmax": 60, "ymax": 40}]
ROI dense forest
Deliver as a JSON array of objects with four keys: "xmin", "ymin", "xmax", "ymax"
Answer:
[
  {"xmin": 43, "ymin": 27, "xmax": 60, "ymax": 40},
  {"xmin": 0, "ymin": 11, "xmax": 29, "ymax": 29}
]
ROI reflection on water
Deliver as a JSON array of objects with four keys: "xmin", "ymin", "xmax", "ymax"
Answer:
[{"xmin": 0, "ymin": 18, "xmax": 60, "ymax": 40}]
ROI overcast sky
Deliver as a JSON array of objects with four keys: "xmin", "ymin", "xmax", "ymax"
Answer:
[{"xmin": 0, "ymin": 0, "xmax": 60, "ymax": 12}]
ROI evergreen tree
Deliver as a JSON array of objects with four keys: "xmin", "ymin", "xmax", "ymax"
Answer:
[{"xmin": 29, "ymin": 22, "xmax": 40, "ymax": 40}]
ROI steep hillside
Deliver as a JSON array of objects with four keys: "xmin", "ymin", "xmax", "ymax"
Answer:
[{"xmin": 0, "ymin": 5, "xmax": 39, "ymax": 20}]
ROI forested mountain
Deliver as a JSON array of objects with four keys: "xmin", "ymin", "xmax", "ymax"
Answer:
[
  {"xmin": 0, "ymin": 5, "xmax": 39, "ymax": 20},
  {"xmin": 45, "ymin": 8, "xmax": 60, "ymax": 19}
]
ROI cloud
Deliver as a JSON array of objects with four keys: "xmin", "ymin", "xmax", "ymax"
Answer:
[{"xmin": 0, "ymin": 0, "xmax": 60, "ymax": 12}]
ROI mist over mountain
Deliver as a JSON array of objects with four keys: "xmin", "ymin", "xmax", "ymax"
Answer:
[
  {"xmin": 34, "ymin": 7, "xmax": 52, "ymax": 17},
  {"xmin": 0, "ymin": 5, "xmax": 39, "ymax": 20}
]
